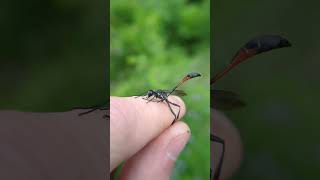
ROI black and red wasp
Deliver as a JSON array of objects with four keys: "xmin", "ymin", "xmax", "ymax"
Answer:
[
  {"xmin": 211, "ymin": 35, "xmax": 291, "ymax": 180},
  {"xmin": 135, "ymin": 72, "xmax": 201, "ymax": 124},
  {"xmin": 76, "ymin": 72, "xmax": 201, "ymax": 124}
]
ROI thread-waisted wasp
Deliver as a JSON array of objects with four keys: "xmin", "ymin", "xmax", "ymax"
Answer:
[
  {"xmin": 76, "ymin": 72, "xmax": 201, "ymax": 123},
  {"xmin": 211, "ymin": 35, "xmax": 291, "ymax": 180},
  {"xmin": 135, "ymin": 72, "xmax": 201, "ymax": 124}
]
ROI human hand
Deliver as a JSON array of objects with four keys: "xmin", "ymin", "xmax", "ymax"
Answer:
[{"xmin": 110, "ymin": 96, "xmax": 190, "ymax": 180}]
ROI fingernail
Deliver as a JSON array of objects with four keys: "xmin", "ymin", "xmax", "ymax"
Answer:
[{"xmin": 166, "ymin": 131, "xmax": 191, "ymax": 161}]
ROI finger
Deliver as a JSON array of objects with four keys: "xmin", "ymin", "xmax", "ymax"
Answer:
[
  {"xmin": 110, "ymin": 96, "xmax": 186, "ymax": 171},
  {"xmin": 211, "ymin": 109, "xmax": 243, "ymax": 180},
  {"xmin": 119, "ymin": 121, "xmax": 190, "ymax": 180}
]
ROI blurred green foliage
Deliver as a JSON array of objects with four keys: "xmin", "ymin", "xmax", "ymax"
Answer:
[
  {"xmin": 0, "ymin": 0, "xmax": 107, "ymax": 111},
  {"xmin": 213, "ymin": 0, "xmax": 320, "ymax": 179},
  {"xmin": 111, "ymin": 0, "xmax": 210, "ymax": 179}
]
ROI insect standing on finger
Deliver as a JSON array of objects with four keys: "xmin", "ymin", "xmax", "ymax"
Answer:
[
  {"xmin": 74, "ymin": 72, "xmax": 201, "ymax": 121},
  {"xmin": 135, "ymin": 72, "xmax": 201, "ymax": 124}
]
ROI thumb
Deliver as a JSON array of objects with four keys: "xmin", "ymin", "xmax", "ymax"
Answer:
[
  {"xmin": 110, "ymin": 96, "xmax": 186, "ymax": 171},
  {"xmin": 119, "ymin": 121, "xmax": 190, "ymax": 180}
]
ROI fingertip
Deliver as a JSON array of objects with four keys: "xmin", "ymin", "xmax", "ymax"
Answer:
[
  {"xmin": 118, "ymin": 121, "xmax": 191, "ymax": 180},
  {"xmin": 169, "ymin": 121, "xmax": 190, "ymax": 136},
  {"xmin": 164, "ymin": 121, "xmax": 191, "ymax": 163}
]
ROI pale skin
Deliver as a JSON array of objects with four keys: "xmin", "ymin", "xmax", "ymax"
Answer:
[
  {"xmin": 0, "ymin": 110, "xmax": 108, "ymax": 180},
  {"xmin": 0, "ymin": 96, "xmax": 189, "ymax": 180},
  {"xmin": 111, "ymin": 98, "xmax": 243, "ymax": 180},
  {"xmin": 0, "ymin": 99, "xmax": 242, "ymax": 180},
  {"xmin": 110, "ymin": 96, "xmax": 191, "ymax": 180}
]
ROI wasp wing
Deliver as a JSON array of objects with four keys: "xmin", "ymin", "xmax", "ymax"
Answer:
[
  {"xmin": 163, "ymin": 89, "xmax": 187, "ymax": 96},
  {"xmin": 211, "ymin": 90, "xmax": 246, "ymax": 110}
]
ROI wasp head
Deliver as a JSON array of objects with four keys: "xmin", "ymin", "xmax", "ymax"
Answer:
[{"xmin": 147, "ymin": 90, "xmax": 154, "ymax": 97}]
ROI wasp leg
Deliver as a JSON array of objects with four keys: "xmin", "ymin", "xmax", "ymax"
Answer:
[
  {"xmin": 164, "ymin": 98, "xmax": 181, "ymax": 125},
  {"xmin": 75, "ymin": 105, "xmax": 108, "ymax": 119},
  {"xmin": 152, "ymin": 96, "xmax": 165, "ymax": 103},
  {"xmin": 73, "ymin": 105, "xmax": 100, "ymax": 110},
  {"xmin": 157, "ymin": 99, "xmax": 166, "ymax": 103},
  {"xmin": 163, "ymin": 99, "xmax": 177, "ymax": 124},
  {"xmin": 152, "ymin": 99, "xmax": 163, "ymax": 103},
  {"xmin": 77, "ymin": 106, "xmax": 101, "ymax": 116},
  {"xmin": 153, "ymin": 94, "xmax": 167, "ymax": 103},
  {"xmin": 146, "ymin": 96, "xmax": 156, "ymax": 103},
  {"xmin": 210, "ymin": 134, "xmax": 225, "ymax": 180},
  {"xmin": 166, "ymin": 100, "xmax": 181, "ymax": 122}
]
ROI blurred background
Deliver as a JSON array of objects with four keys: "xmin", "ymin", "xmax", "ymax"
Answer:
[
  {"xmin": 213, "ymin": 0, "xmax": 320, "ymax": 179},
  {"xmin": 110, "ymin": 0, "xmax": 210, "ymax": 179},
  {"xmin": 0, "ymin": 0, "xmax": 107, "ymax": 112}
]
